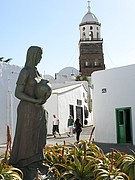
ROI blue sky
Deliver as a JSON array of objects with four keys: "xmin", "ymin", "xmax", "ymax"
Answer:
[{"xmin": 1, "ymin": 0, "xmax": 135, "ymax": 77}]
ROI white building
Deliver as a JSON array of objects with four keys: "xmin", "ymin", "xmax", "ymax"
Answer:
[
  {"xmin": 0, "ymin": 64, "xmax": 91, "ymax": 144},
  {"xmin": 0, "ymin": 62, "xmax": 21, "ymax": 144},
  {"xmin": 44, "ymin": 67, "xmax": 92, "ymax": 134},
  {"xmin": 44, "ymin": 80, "xmax": 92, "ymax": 135},
  {"xmin": 91, "ymin": 64, "xmax": 135, "ymax": 145}
]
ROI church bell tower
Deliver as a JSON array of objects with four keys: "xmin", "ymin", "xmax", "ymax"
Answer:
[{"xmin": 79, "ymin": 2, "xmax": 105, "ymax": 76}]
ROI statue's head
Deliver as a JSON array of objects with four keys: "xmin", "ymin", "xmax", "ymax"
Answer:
[{"xmin": 25, "ymin": 46, "xmax": 43, "ymax": 67}]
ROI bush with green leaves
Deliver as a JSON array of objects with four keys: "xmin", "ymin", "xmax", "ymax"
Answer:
[
  {"xmin": 43, "ymin": 140, "xmax": 135, "ymax": 180},
  {"xmin": 119, "ymin": 150, "xmax": 135, "ymax": 179},
  {"xmin": 1, "ymin": 140, "xmax": 135, "ymax": 179},
  {"xmin": 0, "ymin": 153, "xmax": 23, "ymax": 180}
]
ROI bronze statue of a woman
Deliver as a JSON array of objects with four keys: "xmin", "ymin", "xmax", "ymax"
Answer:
[{"xmin": 9, "ymin": 46, "xmax": 52, "ymax": 179}]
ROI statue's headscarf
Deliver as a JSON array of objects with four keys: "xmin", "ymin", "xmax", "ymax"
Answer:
[{"xmin": 25, "ymin": 46, "xmax": 42, "ymax": 67}]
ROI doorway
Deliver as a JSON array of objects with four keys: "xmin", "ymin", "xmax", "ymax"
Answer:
[
  {"xmin": 76, "ymin": 106, "xmax": 83, "ymax": 126},
  {"xmin": 116, "ymin": 107, "xmax": 132, "ymax": 144}
]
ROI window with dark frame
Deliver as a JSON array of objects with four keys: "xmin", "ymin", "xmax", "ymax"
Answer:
[
  {"xmin": 69, "ymin": 105, "xmax": 74, "ymax": 119},
  {"xmin": 77, "ymin": 99, "xmax": 82, "ymax": 105}
]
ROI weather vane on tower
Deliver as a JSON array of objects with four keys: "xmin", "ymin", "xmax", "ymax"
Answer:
[{"xmin": 87, "ymin": 1, "xmax": 91, "ymax": 12}]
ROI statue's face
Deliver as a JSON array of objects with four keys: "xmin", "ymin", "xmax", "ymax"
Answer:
[{"xmin": 35, "ymin": 51, "xmax": 42, "ymax": 66}]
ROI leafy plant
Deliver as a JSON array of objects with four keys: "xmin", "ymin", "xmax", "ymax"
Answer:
[
  {"xmin": 1, "ymin": 129, "xmax": 135, "ymax": 180},
  {"xmin": 43, "ymin": 141, "xmax": 134, "ymax": 180},
  {"xmin": 0, "ymin": 145, "xmax": 23, "ymax": 180},
  {"xmin": 75, "ymin": 75, "xmax": 89, "ymax": 82},
  {"xmin": 0, "ymin": 160, "xmax": 23, "ymax": 179},
  {"xmin": 120, "ymin": 150, "xmax": 135, "ymax": 179}
]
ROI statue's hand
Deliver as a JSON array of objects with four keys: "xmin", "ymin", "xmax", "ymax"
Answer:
[{"xmin": 36, "ymin": 98, "xmax": 46, "ymax": 105}]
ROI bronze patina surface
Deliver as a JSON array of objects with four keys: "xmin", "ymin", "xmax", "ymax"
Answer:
[{"xmin": 9, "ymin": 46, "xmax": 52, "ymax": 179}]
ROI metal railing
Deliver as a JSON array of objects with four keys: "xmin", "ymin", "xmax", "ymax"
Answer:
[{"xmin": 80, "ymin": 38, "xmax": 103, "ymax": 42}]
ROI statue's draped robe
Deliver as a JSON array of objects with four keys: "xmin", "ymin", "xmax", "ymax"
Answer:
[{"xmin": 9, "ymin": 67, "xmax": 47, "ymax": 167}]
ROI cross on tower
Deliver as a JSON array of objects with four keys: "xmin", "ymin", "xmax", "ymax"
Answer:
[{"xmin": 88, "ymin": 1, "xmax": 91, "ymax": 12}]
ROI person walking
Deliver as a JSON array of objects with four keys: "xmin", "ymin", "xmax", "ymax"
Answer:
[
  {"xmin": 74, "ymin": 117, "xmax": 82, "ymax": 142},
  {"xmin": 52, "ymin": 114, "xmax": 61, "ymax": 138},
  {"xmin": 67, "ymin": 115, "xmax": 74, "ymax": 137}
]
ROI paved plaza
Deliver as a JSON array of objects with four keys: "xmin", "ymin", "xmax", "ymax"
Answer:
[
  {"xmin": 1, "ymin": 126, "xmax": 135, "ymax": 156},
  {"xmin": 46, "ymin": 126, "xmax": 135, "ymax": 155}
]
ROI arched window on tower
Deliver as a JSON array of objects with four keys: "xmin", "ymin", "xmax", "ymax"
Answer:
[
  {"xmin": 96, "ymin": 27, "xmax": 99, "ymax": 40},
  {"xmin": 90, "ymin": 26, "xmax": 93, "ymax": 30},
  {"xmin": 83, "ymin": 27, "xmax": 85, "ymax": 31},
  {"xmin": 82, "ymin": 32, "xmax": 86, "ymax": 40},
  {"xmin": 97, "ymin": 32, "xmax": 99, "ymax": 40},
  {"xmin": 89, "ymin": 31, "xmax": 93, "ymax": 40}
]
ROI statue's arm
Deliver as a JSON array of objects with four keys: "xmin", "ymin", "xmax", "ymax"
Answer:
[
  {"xmin": 15, "ymin": 69, "xmax": 45, "ymax": 105},
  {"xmin": 15, "ymin": 84, "xmax": 41, "ymax": 104}
]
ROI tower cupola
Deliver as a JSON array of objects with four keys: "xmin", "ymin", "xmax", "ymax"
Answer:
[
  {"xmin": 79, "ymin": 1, "xmax": 105, "ymax": 77},
  {"xmin": 79, "ymin": 1, "xmax": 101, "ymax": 41}
]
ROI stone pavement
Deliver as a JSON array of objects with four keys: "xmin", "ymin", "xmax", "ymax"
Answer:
[
  {"xmin": 46, "ymin": 125, "xmax": 92, "ymax": 145},
  {"xmin": 47, "ymin": 125, "xmax": 135, "ymax": 155},
  {"xmin": 1, "ymin": 126, "xmax": 135, "ymax": 156}
]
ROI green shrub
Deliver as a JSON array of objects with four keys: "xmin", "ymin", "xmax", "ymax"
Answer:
[
  {"xmin": 0, "ymin": 153, "xmax": 23, "ymax": 180},
  {"xmin": 43, "ymin": 141, "xmax": 133, "ymax": 179},
  {"xmin": 1, "ymin": 140, "xmax": 135, "ymax": 179}
]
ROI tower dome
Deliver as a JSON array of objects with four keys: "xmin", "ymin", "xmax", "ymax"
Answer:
[
  {"xmin": 80, "ymin": 2, "xmax": 100, "ymax": 26},
  {"xmin": 79, "ymin": 2, "xmax": 101, "ymax": 41},
  {"xmin": 81, "ymin": 11, "xmax": 99, "ymax": 24}
]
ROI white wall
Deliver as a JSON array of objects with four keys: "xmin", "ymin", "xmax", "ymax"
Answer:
[
  {"xmin": 58, "ymin": 85, "xmax": 84, "ymax": 133},
  {"xmin": 0, "ymin": 63, "xmax": 21, "ymax": 144},
  {"xmin": 92, "ymin": 64, "xmax": 135, "ymax": 144},
  {"xmin": 43, "ymin": 94, "xmax": 58, "ymax": 135},
  {"xmin": 44, "ymin": 83, "xmax": 91, "ymax": 135}
]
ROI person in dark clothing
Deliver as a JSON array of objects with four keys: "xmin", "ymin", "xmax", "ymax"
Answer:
[{"xmin": 74, "ymin": 117, "xmax": 82, "ymax": 142}]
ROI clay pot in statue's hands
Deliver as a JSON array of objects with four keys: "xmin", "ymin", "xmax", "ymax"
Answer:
[{"xmin": 35, "ymin": 79, "xmax": 52, "ymax": 103}]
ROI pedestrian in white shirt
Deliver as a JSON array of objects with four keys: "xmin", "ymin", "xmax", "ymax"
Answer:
[{"xmin": 52, "ymin": 114, "xmax": 61, "ymax": 138}]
